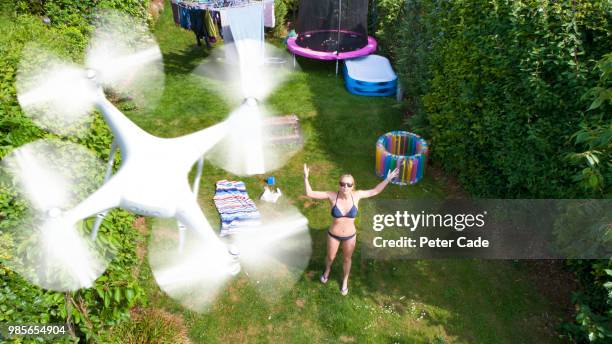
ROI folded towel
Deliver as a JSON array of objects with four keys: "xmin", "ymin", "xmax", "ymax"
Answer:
[{"xmin": 214, "ymin": 180, "xmax": 261, "ymax": 236}]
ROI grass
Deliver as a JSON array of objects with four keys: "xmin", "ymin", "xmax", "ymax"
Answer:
[{"xmin": 119, "ymin": 7, "xmax": 568, "ymax": 344}]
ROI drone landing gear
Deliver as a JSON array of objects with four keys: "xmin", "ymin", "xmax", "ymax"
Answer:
[
  {"xmin": 90, "ymin": 140, "xmax": 118, "ymax": 240},
  {"xmin": 228, "ymin": 244, "xmax": 241, "ymax": 276}
]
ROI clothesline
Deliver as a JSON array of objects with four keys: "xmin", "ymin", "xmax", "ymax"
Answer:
[
  {"xmin": 172, "ymin": 0, "xmax": 272, "ymax": 11},
  {"xmin": 171, "ymin": 0, "xmax": 275, "ymax": 47}
]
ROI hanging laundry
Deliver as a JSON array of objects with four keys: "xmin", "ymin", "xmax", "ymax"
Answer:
[
  {"xmin": 178, "ymin": 4, "xmax": 191, "ymax": 30},
  {"xmin": 213, "ymin": 11, "xmax": 223, "ymax": 39},
  {"xmin": 205, "ymin": 10, "xmax": 220, "ymax": 43},
  {"xmin": 190, "ymin": 8, "xmax": 209, "ymax": 47},
  {"xmin": 223, "ymin": 5, "xmax": 263, "ymax": 65},
  {"xmin": 263, "ymin": 0, "xmax": 275, "ymax": 28},
  {"xmin": 171, "ymin": 0, "xmax": 180, "ymax": 26},
  {"xmin": 220, "ymin": 10, "xmax": 232, "ymax": 44}
]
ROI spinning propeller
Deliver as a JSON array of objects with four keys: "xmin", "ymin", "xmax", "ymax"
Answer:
[
  {"xmin": 0, "ymin": 140, "xmax": 111, "ymax": 291},
  {"xmin": 16, "ymin": 11, "xmax": 164, "ymax": 137},
  {"xmin": 149, "ymin": 205, "xmax": 311, "ymax": 312},
  {"xmin": 193, "ymin": 41, "xmax": 304, "ymax": 176},
  {"xmin": 3, "ymin": 9, "xmax": 311, "ymax": 311}
]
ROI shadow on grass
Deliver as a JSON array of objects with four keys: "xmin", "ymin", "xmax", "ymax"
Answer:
[
  {"xmin": 152, "ymin": 3, "xmax": 212, "ymax": 77},
  {"xmin": 162, "ymin": 45, "xmax": 210, "ymax": 76}
]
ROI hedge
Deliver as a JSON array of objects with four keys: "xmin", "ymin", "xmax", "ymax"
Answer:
[
  {"xmin": 373, "ymin": 1, "xmax": 611, "ymax": 341},
  {"xmin": 375, "ymin": 0, "xmax": 610, "ymax": 198},
  {"xmin": 1, "ymin": 2, "xmax": 152, "ymax": 342}
]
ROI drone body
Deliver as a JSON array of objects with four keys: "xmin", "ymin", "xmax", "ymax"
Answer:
[{"xmin": 4, "ymin": 10, "xmax": 310, "ymax": 310}]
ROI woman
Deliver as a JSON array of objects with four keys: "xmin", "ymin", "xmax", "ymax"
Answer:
[{"xmin": 303, "ymin": 164, "xmax": 399, "ymax": 295}]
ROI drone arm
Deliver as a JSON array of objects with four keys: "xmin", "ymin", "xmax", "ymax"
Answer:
[
  {"xmin": 64, "ymin": 174, "xmax": 123, "ymax": 225},
  {"xmin": 90, "ymin": 140, "xmax": 119, "ymax": 239},
  {"xmin": 95, "ymin": 97, "xmax": 152, "ymax": 157},
  {"xmin": 173, "ymin": 121, "xmax": 229, "ymax": 165},
  {"xmin": 175, "ymin": 197, "xmax": 225, "ymax": 249}
]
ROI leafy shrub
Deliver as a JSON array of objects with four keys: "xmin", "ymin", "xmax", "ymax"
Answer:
[
  {"xmin": 0, "ymin": 2, "xmax": 150, "ymax": 342},
  {"xmin": 375, "ymin": 1, "xmax": 611, "ymax": 342},
  {"xmin": 568, "ymin": 53, "xmax": 612, "ymax": 196},
  {"xmin": 561, "ymin": 260, "xmax": 612, "ymax": 343},
  {"xmin": 273, "ymin": 0, "xmax": 288, "ymax": 37},
  {"xmin": 376, "ymin": 0, "xmax": 611, "ymax": 198},
  {"xmin": 15, "ymin": 0, "xmax": 151, "ymax": 24},
  {"xmin": 558, "ymin": 52, "xmax": 612, "ymax": 343},
  {"xmin": 282, "ymin": 0, "xmax": 299, "ymax": 13},
  {"xmin": 102, "ymin": 308, "xmax": 191, "ymax": 344}
]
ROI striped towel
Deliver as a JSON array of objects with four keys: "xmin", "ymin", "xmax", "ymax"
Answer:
[{"xmin": 214, "ymin": 180, "xmax": 261, "ymax": 236}]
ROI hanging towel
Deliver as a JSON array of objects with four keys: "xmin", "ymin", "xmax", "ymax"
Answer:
[
  {"xmin": 263, "ymin": 0, "xmax": 275, "ymax": 28},
  {"xmin": 224, "ymin": 4, "xmax": 264, "ymax": 74},
  {"xmin": 220, "ymin": 10, "xmax": 232, "ymax": 43},
  {"xmin": 224, "ymin": 4, "xmax": 264, "ymax": 45},
  {"xmin": 214, "ymin": 180, "xmax": 261, "ymax": 237},
  {"xmin": 213, "ymin": 11, "xmax": 223, "ymax": 39},
  {"xmin": 219, "ymin": 10, "xmax": 237, "ymax": 63},
  {"xmin": 205, "ymin": 10, "xmax": 219, "ymax": 43},
  {"xmin": 189, "ymin": 8, "xmax": 209, "ymax": 46},
  {"xmin": 171, "ymin": 0, "xmax": 180, "ymax": 26},
  {"xmin": 179, "ymin": 5, "xmax": 191, "ymax": 30}
]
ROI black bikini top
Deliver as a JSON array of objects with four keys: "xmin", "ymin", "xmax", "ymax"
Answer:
[{"xmin": 331, "ymin": 192, "xmax": 358, "ymax": 218}]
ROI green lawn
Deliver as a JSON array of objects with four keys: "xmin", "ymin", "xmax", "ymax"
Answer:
[{"xmin": 122, "ymin": 8, "xmax": 566, "ymax": 343}]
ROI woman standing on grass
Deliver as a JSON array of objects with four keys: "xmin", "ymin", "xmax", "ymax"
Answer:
[{"xmin": 303, "ymin": 164, "xmax": 399, "ymax": 295}]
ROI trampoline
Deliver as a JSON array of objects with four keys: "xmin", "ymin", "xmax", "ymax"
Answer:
[{"xmin": 287, "ymin": 0, "xmax": 376, "ymax": 63}]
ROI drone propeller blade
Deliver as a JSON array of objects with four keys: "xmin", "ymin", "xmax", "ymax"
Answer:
[
  {"xmin": 192, "ymin": 41, "xmax": 297, "ymax": 104},
  {"xmin": 206, "ymin": 102, "xmax": 303, "ymax": 176},
  {"xmin": 231, "ymin": 204, "xmax": 311, "ymax": 303},
  {"xmin": 16, "ymin": 45, "xmax": 98, "ymax": 136},
  {"xmin": 148, "ymin": 205, "xmax": 311, "ymax": 312},
  {"xmin": 1, "ymin": 139, "xmax": 114, "ymax": 291},
  {"xmin": 194, "ymin": 41, "xmax": 302, "ymax": 176},
  {"xmin": 17, "ymin": 11, "xmax": 163, "ymax": 136},
  {"xmin": 86, "ymin": 10, "xmax": 164, "ymax": 113},
  {"xmin": 148, "ymin": 218, "xmax": 234, "ymax": 313},
  {"xmin": 8, "ymin": 144, "xmax": 71, "ymax": 212}
]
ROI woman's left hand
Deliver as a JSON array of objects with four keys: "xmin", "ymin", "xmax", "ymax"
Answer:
[{"xmin": 386, "ymin": 167, "xmax": 400, "ymax": 182}]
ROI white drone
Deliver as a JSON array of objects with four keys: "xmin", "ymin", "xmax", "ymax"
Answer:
[{"xmin": 3, "ymin": 11, "xmax": 309, "ymax": 311}]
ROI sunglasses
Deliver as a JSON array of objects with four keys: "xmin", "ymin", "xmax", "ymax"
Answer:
[{"xmin": 339, "ymin": 182, "xmax": 353, "ymax": 188}]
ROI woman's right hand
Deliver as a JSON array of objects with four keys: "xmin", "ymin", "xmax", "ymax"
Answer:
[
  {"xmin": 303, "ymin": 163, "xmax": 309, "ymax": 179},
  {"xmin": 386, "ymin": 167, "xmax": 400, "ymax": 182}
]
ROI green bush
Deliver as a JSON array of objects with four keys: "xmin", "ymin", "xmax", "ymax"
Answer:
[
  {"xmin": 568, "ymin": 53, "xmax": 612, "ymax": 196},
  {"xmin": 376, "ymin": 0, "xmax": 610, "ymax": 198},
  {"xmin": 282, "ymin": 0, "xmax": 298, "ymax": 13},
  {"xmin": 0, "ymin": 2, "xmax": 150, "ymax": 342},
  {"xmin": 375, "ymin": 1, "xmax": 611, "ymax": 341},
  {"xmin": 561, "ymin": 260, "xmax": 612, "ymax": 342},
  {"xmin": 559, "ymin": 52, "xmax": 612, "ymax": 344},
  {"xmin": 102, "ymin": 308, "xmax": 191, "ymax": 344},
  {"xmin": 273, "ymin": 0, "xmax": 288, "ymax": 37},
  {"xmin": 15, "ymin": 0, "xmax": 151, "ymax": 23}
]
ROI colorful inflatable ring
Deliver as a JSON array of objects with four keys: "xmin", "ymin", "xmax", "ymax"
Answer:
[{"xmin": 375, "ymin": 131, "xmax": 429, "ymax": 185}]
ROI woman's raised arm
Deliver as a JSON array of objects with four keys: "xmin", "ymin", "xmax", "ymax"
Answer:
[
  {"xmin": 304, "ymin": 164, "xmax": 331, "ymax": 200},
  {"xmin": 357, "ymin": 168, "xmax": 399, "ymax": 199}
]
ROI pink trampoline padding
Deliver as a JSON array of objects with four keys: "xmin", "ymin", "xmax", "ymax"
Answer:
[{"xmin": 286, "ymin": 36, "xmax": 377, "ymax": 61}]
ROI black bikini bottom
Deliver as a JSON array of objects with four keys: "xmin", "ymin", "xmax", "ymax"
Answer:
[{"xmin": 327, "ymin": 231, "xmax": 356, "ymax": 241}]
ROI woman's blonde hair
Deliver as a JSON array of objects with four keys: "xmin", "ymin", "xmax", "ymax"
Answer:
[{"xmin": 339, "ymin": 174, "xmax": 355, "ymax": 190}]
